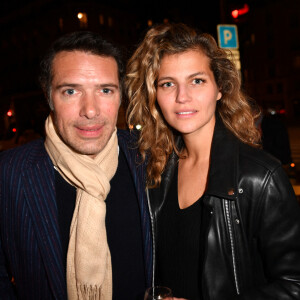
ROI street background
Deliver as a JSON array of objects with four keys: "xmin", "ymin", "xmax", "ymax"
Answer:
[{"xmin": 0, "ymin": 0, "xmax": 299, "ymax": 198}]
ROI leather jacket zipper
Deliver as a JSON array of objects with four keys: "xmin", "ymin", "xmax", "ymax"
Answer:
[
  {"xmin": 224, "ymin": 199, "xmax": 240, "ymax": 295},
  {"xmin": 146, "ymin": 188, "xmax": 156, "ymax": 287}
]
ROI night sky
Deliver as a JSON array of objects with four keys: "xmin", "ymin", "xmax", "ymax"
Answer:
[{"xmin": 0, "ymin": 0, "xmax": 257, "ymax": 26}]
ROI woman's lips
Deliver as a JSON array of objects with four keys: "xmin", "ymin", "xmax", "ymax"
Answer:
[{"xmin": 176, "ymin": 110, "xmax": 198, "ymax": 117}]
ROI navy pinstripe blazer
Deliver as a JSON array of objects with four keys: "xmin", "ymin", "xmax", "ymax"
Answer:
[{"xmin": 0, "ymin": 130, "xmax": 152, "ymax": 299}]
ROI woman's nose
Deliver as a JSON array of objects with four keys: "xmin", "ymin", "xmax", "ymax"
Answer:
[{"xmin": 176, "ymin": 85, "xmax": 191, "ymax": 103}]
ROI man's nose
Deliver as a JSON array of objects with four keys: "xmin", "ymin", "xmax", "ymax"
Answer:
[{"xmin": 79, "ymin": 93, "xmax": 100, "ymax": 119}]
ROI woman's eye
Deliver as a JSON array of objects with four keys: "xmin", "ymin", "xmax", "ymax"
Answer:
[
  {"xmin": 193, "ymin": 78, "xmax": 204, "ymax": 84},
  {"xmin": 161, "ymin": 82, "xmax": 174, "ymax": 88}
]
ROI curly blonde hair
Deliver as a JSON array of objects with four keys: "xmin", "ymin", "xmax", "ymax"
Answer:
[{"xmin": 125, "ymin": 23, "xmax": 260, "ymax": 187}]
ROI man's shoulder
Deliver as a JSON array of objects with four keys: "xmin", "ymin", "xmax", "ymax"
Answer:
[
  {"xmin": 117, "ymin": 129, "xmax": 140, "ymax": 152},
  {"xmin": 0, "ymin": 139, "xmax": 48, "ymax": 169},
  {"xmin": 117, "ymin": 128, "xmax": 139, "ymax": 143},
  {"xmin": 117, "ymin": 129, "xmax": 145, "ymax": 170}
]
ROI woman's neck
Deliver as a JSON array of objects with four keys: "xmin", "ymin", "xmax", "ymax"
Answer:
[{"xmin": 181, "ymin": 121, "xmax": 215, "ymax": 164}]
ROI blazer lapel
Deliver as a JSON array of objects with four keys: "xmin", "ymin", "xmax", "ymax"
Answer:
[{"xmin": 22, "ymin": 150, "xmax": 66, "ymax": 299}]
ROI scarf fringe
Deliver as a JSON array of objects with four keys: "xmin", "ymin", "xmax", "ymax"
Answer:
[{"xmin": 77, "ymin": 283, "xmax": 103, "ymax": 300}]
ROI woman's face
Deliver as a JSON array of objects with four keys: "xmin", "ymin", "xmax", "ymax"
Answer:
[{"xmin": 156, "ymin": 49, "xmax": 222, "ymax": 139}]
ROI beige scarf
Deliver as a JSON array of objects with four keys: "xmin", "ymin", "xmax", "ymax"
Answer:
[{"xmin": 44, "ymin": 115, "xmax": 118, "ymax": 300}]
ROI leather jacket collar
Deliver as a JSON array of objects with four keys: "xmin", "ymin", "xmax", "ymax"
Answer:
[
  {"xmin": 152, "ymin": 116, "xmax": 239, "ymax": 209},
  {"xmin": 206, "ymin": 117, "xmax": 238, "ymax": 200}
]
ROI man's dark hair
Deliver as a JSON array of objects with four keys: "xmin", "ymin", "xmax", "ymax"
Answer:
[{"xmin": 39, "ymin": 31, "xmax": 124, "ymax": 109}]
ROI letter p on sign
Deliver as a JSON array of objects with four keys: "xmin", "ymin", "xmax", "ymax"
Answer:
[{"xmin": 224, "ymin": 30, "xmax": 232, "ymax": 45}]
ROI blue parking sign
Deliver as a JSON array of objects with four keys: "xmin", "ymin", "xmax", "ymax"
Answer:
[{"xmin": 217, "ymin": 25, "xmax": 239, "ymax": 49}]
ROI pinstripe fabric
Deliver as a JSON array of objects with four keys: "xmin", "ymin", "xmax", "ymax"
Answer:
[
  {"xmin": 117, "ymin": 130, "xmax": 153, "ymax": 287},
  {"xmin": 0, "ymin": 131, "xmax": 153, "ymax": 299},
  {"xmin": 0, "ymin": 139, "xmax": 66, "ymax": 299}
]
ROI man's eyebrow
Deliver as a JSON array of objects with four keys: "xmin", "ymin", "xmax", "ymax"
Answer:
[
  {"xmin": 55, "ymin": 83, "xmax": 80, "ymax": 89},
  {"xmin": 54, "ymin": 83, "xmax": 119, "ymax": 89},
  {"xmin": 96, "ymin": 83, "xmax": 119, "ymax": 89}
]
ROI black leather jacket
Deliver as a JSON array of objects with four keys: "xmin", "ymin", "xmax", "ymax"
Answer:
[{"xmin": 147, "ymin": 119, "xmax": 300, "ymax": 300}]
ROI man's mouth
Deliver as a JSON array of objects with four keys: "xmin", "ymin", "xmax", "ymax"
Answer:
[{"xmin": 75, "ymin": 124, "xmax": 104, "ymax": 137}]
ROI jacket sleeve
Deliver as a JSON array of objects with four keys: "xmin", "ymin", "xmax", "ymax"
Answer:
[
  {"xmin": 0, "ymin": 159, "xmax": 17, "ymax": 299},
  {"xmin": 0, "ymin": 239, "xmax": 17, "ymax": 299},
  {"xmin": 239, "ymin": 166, "xmax": 300, "ymax": 299}
]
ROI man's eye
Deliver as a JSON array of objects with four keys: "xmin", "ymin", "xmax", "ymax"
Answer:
[
  {"xmin": 102, "ymin": 88, "xmax": 112, "ymax": 94},
  {"xmin": 64, "ymin": 89, "xmax": 76, "ymax": 95}
]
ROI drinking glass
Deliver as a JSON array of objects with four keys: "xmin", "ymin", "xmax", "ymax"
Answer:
[{"xmin": 144, "ymin": 286, "xmax": 173, "ymax": 300}]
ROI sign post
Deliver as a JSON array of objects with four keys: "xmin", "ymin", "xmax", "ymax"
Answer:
[{"xmin": 217, "ymin": 24, "xmax": 241, "ymax": 71}]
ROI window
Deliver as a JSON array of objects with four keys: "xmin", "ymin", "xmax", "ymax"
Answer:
[
  {"xmin": 99, "ymin": 14, "xmax": 104, "ymax": 25},
  {"xmin": 267, "ymin": 84, "xmax": 273, "ymax": 94},
  {"xmin": 77, "ymin": 12, "xmax": 88, "ymax": 29},
  {"xmin": 59, "ymin": 18, "xmax": 63, "ymax": 31},
  {"xmin": 277, "ymin": 83, "xmax": 283, "ymax": 94},
  {"xmin": 108, "ymin": 17, "xmax": 113, "ymax": 27}
]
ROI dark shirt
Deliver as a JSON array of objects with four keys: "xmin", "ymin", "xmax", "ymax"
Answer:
[
  {"xmin": 55, "ymin": 148, "xmax": 146, "ymax": 300},
  {"xmin": 156, "ymin": 165, "xmax": 202, "ymax": 300},
  {"xmin": 55, "ymin": 168, "xmax": 76, "ymax": 271}
]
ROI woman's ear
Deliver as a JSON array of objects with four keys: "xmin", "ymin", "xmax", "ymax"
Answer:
[{"xmin": 216, "ymin": 91, "xmax": 222, "ymax": 101}]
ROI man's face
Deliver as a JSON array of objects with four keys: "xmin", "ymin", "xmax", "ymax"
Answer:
[{"xmin": 51, "ymin": 50, "xmax": 120, "ymax": 158}]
